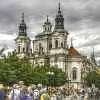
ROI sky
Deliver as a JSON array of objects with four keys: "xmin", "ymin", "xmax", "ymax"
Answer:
[{"xmin": 0, "ymin": 0, "xmax": 100, "ymax": 62}]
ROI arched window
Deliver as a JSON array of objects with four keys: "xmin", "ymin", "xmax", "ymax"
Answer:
[
  {"xmin": 23, "ymin": 48, "xmax": 25, "ymax": 53},
  {"xmin": 72, "ymin": 68, "xmax": 77, "ymax": 80},
  {"xmin": 49, "ymin": 42, "xmax": 52, "ymax": 50},
  {"xmin": 26, "ymin": 47, "xmax": 28, "ymax": 53},
  {"xmin": 18, "ymin": 46, "xmax": 20, "ymax": 53},
  {"xmin": 39, "ymin": 43, "xmax": 42, "ymax": 52},
  {"xmin": 61, "ymin": 42, "xmax": 63, "ymax": 48},
  {"xmin": 55, "ymin": 40, "xmax": 58, "ymax": 48}
]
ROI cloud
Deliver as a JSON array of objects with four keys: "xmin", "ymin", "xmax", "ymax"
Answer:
[{"xmin": 0, "ymin": 0, "xmax": 100, "ymax": 61}]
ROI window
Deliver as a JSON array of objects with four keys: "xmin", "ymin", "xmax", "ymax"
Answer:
[
  {"xmin": 72, "ymin": 68, "xmax": 77, "ymax": 80},
  {"xmin": 49, "ymin": 42, "xmax": 52, "ymax": 49},
  {"xmin": 55, "ymin": 40, "xmax": 58, "ymax": 48},
  {"xmin": 39, "ymin": 43, "xmax": 42, "ymax": 50},
  {"xmin": 26, "ymin": 47, "xmax": 29, "ymax": 53},
  {"xmin": 39, "ymin": 43, "xmax": 44, "ymax": 54},
  {"xmin": 61, "ymin": 42, "xmax": 63, "ymax": 48},
  {"xmin": 23, "ymin": 48, "xmax": 25, "ymax": 53},
  {"xmin": 18, "ymin": 46, "xmax": 20, "ymax": 53}
]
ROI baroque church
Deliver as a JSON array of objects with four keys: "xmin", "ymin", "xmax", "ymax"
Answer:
[{"xmin": 15, "ymin": 3, "xmax": 97, "ymax": 88}]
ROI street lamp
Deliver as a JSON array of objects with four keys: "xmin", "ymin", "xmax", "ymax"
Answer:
[
  {"xmin": 92, "ymin": 80, "xmax": 96, "ymax": 99},
  {"xmin": 46, "ymin": 71, "xmax": 55, "ymax": 97},
  {"xmin": 46, "ymin": 71, "xmax": 54, "ymax": 89},
  {"xmin": 65, "ymin": 51, "xmax": 71, "ymax": 96},
  {"xmin": 66, "ymin": 78, "xmax": 71, "ymax": 96}
]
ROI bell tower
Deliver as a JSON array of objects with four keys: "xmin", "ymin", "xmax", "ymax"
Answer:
[
  {"xmin": 90, "ymin": 48, "xmax": 97, "ymax": 67},
  {"xmin": 54, "ymin": 2, "xmax": 65, "ymax": 33},
  {"xmin": 19, "ymin": 13, "xmax": 27, "ymax": 36},
  {"xmin": 15, "ymin": 13, "xmax": 30, "ymax": 58},
  {"xmin": 42, "ymin": 16, "xmax": 52, "ymax": 33}
]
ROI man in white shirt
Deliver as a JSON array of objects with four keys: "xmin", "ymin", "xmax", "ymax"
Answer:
[{"xmin": 8, "ymin": 84, "xmax": 20, "ymax": 100}]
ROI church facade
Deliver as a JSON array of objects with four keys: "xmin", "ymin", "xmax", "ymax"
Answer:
[{"xmin": 15, "ymin": 3, "xmax": 97, "ymax": 88}]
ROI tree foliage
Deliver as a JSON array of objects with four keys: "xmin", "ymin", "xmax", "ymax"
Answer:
[
  {"xmin": 0, "ymin": 54, "xmax": 66, "ymax": 86},
  {"xmin": 85, "ymin": 70, "xmax": 100, "ymax": 88}
]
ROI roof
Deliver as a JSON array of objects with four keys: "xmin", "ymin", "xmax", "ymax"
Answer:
[
  {"xmin": 68, "ymin": 47, "xmax": 81, "ymax": 58},
  {"xmin": 35, "ymin": 32, "xmax": 52, "ymax": 38}
]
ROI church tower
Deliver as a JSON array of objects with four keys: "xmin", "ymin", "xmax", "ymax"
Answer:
[
  {"xmin": 49, "ymin": 2, "xmax": 69, "ymax": 73},
  {"xmin": 90, "ymin": 48, "xmax": 97, "ymax": 68},
  {"xmin": 43, "ymin": 16, "xmax": 52, "ymax": 33},
  {"xmin": 15, "ymin": 13, "xmax": 30, "ymax": 58},
  {"xmin": 54, "ymin": 2, "xmax": 65, "ymax": 33}
]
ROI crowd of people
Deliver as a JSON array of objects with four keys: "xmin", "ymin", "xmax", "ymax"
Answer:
[
  {"xmin": 0, "ymin": 81, "xmax": 52, "ymax": 100},
  {"xmin": 0, "ymin": 81, "xmax": 100, "ymax": 100}
]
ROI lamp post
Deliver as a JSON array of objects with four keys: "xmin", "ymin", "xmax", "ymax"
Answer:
[
  {"xmin": 67, "ymin": 78, "xmax": 71, "ymax": 96},
  {"xmin": 92, "ymin": 80, "xmax": 96, "ymax": 99},
  {"xmin": 47, "ymin": 71, "xmax": 54, "ymax": 87},
  {"xmin": 46, "ymin": 71, "xmax": 55, "ymax": 96},
  {"xmin": 65, "ymin": 50, "xmax": 71, "ymax": 96}
]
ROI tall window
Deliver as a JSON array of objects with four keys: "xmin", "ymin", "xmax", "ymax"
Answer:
[
  {"xmin": 61, "ymin": 42, "xmax": 63, "ymax": 48},
  {"xmin": 55, "ymin": 40, "xmax": 58, "ymax": 48},
  {"xmin": 72, "ymin": 68, "xmax": 77, "ymax": 80},
  {"xmin": 49, "ymin": 42, "xmax": 52, "ymax": 50},
  {"xmin": 23, "ymin": 48, "xmax": 25, "ymax": 53},
  {"xmin": 26, "ymin": 47, "xmax": 28, "ymax": 53},
  {"xmin": 18, "ymin": 46, "xmax": 20, "ymax": 53},
  {"xmin": 39, "ymin": 43, "xmax": 41, "ymax": 53}
]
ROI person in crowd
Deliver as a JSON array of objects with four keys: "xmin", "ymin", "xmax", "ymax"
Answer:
[
  {"xmin": 8, "ymin": 84, "xmax": 20, "ymax": 100},
  {"xmin": 87, "ymin": 87, "xmax": 91, "ymax": 97},
  {"xmin": 0, "ymin": 84, "xmax": 6, "ymax": 100},
  {"xmin": 40, "ymin": 89, "xmax": 50, "ymax": 100},
  {"xmin": 20, "ymin": 87, "xmax": 33, "ymax": 100},
  {"xmin": 56, "ymin": 89, "xmax": 63, "ymax": 100},
  {"xmin": 84, "ymin": 93, "xmax": 88, "ymax": 100},
  {"xmin": 33, "ymin": 87, "xmax": 40, "ymax": 100},
  {"xmin": 31, "ymin": 84, "xmax": 36, "ymax": 91}
]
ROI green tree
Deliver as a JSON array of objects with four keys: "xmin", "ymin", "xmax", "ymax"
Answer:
[
  {"xmin": 0, "ymin": 54, "xmax": 66, "ymax": 86},
  {"xmin": 33, "ymin": 65, "xmax": 66, "ymax": 86},
  {"xmin": 85, "ymin": 70, "xmax": 100, "ymax": 89}
]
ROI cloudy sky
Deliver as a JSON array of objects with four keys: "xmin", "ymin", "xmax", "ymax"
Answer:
[{"xmin": 0, "ymin": 0, "xmax": 100, "ymax": 62}]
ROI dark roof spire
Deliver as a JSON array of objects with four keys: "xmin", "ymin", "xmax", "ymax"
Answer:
[
  {"xmin": 44, "ymin": 15, "xmax": 50, "ymax": 24},
  {"xmin": 58, "ymin": 0, "xmax": 61, "ymax": 13},
  {"xmin": 42, "ymin": 16, "xmax": 52, "ymax": 32},
  {"xmin": 47, "ymin": 15, "xmax": 49, "ymax": 22},
  {"xmin": 90, "ymin": 47, "xmax": 97, "ymax": 65},
  {"xmin": 54, "ymin": 1, "xmax": 65, "ymax": 33},
  {"xmin": 59, "ymin": 1, "xmax": 60, "ymax": 10},
  {"xmin": 18, "ymin": 13, "xmax": 27, "ymax": 36},
  {"xmin": 91, "ymin": 47, "xmax": 95, "ymax": 58},
  {"xmin": 93, "ymin": 47, "xmax": 95, "ymax": 57},
  {"xmin": 70, "ymin": 38, "xmax": 73, "ymax": 48},
  {"xmin": 21, "ymin": 12, "xmax": 25, "ymax": 23}
]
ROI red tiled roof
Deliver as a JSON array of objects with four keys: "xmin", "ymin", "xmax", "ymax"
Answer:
[{"xmin": 68, "ymin": 47, "xmax": 81, "ymax": 58}]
